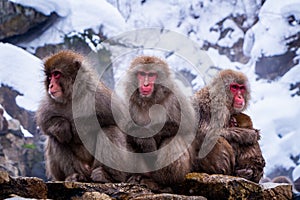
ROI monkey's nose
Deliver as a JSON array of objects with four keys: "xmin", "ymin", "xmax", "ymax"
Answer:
[{"xmin": 144, "ymin": 79, "xmax": 149, "ymax": 86}]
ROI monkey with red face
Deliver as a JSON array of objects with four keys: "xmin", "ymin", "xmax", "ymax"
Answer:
[
  {"xmin": 193, "ymin": 69, "xmax": 265, "ymax": 183},
  {"xmin": 123, "ymin": 56, "xmax": 196, "ymax": 189},
  {"xmin": 36, "ymin": 50, "xmax": 128, "ymax": 182}
]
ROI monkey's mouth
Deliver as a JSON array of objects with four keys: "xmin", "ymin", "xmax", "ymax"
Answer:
[
  {"xmin": 141, "ymin": 90, "xmax": 152, "ymax": 95},
  {"xmin": 233, "ymin": 102, "xmax": 245, "ymax": 110},
  {"xmin": 139, "ymin": 87, "xmax": 153, "ymax": 97},
  {"xmin": 49, "ymin": 91, "xmax": 62, "ymax": 98}
]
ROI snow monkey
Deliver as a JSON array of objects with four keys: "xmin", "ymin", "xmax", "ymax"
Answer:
[
  {"xmin": 229, "ymin": 112, "xmax": 265, "ymax": 182},
  {"xmin": 124, "ymin": 56, "xmax": 196, "ymax": 188},
  {"xmin": 36, "ymin": 50, "xmax": 128, "ymax": 182},
  {"xmin": 193, "ymin": 69, "xmax": 265, "ymax": 183}
]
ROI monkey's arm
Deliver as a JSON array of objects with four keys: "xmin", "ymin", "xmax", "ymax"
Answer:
[
  {"xmin": 221, "ymin": 127, "xmax": 258, "ymax": 145},
  {"xmin": 41, "ymin": 116, "xmax": 73, "ymax": 143}
]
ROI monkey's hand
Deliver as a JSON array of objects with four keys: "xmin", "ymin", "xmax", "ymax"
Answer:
[
  {"xmin": 44, "ymin": 117, "xmax": 72, "ymax": 143},
  {"xmin": 222, "ymin": 127, "xmax": 258, "ymax": 145},
  {"xmin": 65, "ymin": 173, "xmax": 88, "ymax": 182},
  {"xmin": 235, "ymin": 168, "xmax": 253, "ymax": 180},
  {"xmin": 91, "ymin": 166, "xmax": 113, "ymax": 183},
  {"xmin": 229, "ymin": 116, "xmax": 238, "ymax": 127}
]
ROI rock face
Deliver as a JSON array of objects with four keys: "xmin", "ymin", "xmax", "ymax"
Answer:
[
  {"xmin": 0, "ymin": 171, "xmax": 293, "ymax": 200},
  {"xmin": 0, "ymin": 85, "xmax": 36, "ymax": 135},
  {"xmin": 0, "ymin": 0, "xmax": 58, "ymax": 43},
  {"xmin": 0, "ymin": 170, "xmax": 47, "ymax": 199},
  {"xmin": 181, "ymin": 173, "xmax": 292, "ymax": 200},
  {"xmin": 0, "ymin": 130, "xmax": 46, "ymax": 181}
]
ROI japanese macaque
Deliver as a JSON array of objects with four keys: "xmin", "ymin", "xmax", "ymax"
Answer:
[
  {"xmin": 36, "ymin": 50, "xmax": 128, "ymax": 182},
  {"xmin": 124, "ymin": 56, "xmax": 196, "ymax": 188},
  {"xmin": 193, "ymin": 69, "xmax": 265, "ymax": 183},
  {"xmin": 230, "ymin": 113, "xmax": 253, "ymax": 129},
  {"xmin": 0, "ymin": 107, "xmax": 8, "ymax": 133},
  {"xmin": 229, "ymin": 112, "xmax": 265, "ymax": 182}
]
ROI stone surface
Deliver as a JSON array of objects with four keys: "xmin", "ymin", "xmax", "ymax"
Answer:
[
  {"xmin": 0, "ymin": 171, "xmax": 293, "ymax": 200},
  {"xmin": 0, "ymin": 170, "xmax": 47, "ymax": 199},
  {"xmin": 0, "ymin": 131, "xmax": 46, "ymax": 180},
  {"xmin": 0, "ymin": 85, "xmax": 36, "ymax": 134},
  {"xmin": 262, "ymin": 182, "xmax": 293, "ymax": 200},
  {"xmin": 133, "ymin": 193, "xmax": 207, "ymax": 200},
  {"xmin": 0, "ymin": 0, "xmax": 58, "ymax": 43},
  {"xmin": 46, "ymin": 181, "xmax": 152, "ymax": 200},
  {"xmin": 182, "ymin": 173, "xmax": 263, "ymax": 200}
]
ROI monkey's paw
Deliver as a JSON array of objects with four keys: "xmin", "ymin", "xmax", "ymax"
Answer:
[
  {"xmin": 236, "ymin": 168, "xmax": 253, "ymax": 180},
  {"xmin": 91, "ymin": 167, "xmax": 112, "ymax": 183},
  {"xmin": 65, "ymin": 173, "xmax": 87, "ymax": 182}
]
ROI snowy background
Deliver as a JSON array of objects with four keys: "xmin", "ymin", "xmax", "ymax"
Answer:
[{"xmin": 1, "ymin": 0, "xmax": 300, "ymax": 180}]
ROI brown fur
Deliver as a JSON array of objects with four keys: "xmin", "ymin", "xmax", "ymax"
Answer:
[
  {"xmin": 36, "ymin": 50, "xmax": 128, "ymax": 182},
  {"xmin": 125, "ymin": 56, "xmax": 196, "ymax": 187},
  {"xmin": 192, "ymin": 69, "xmax": 265, "ymax": 183},
  {"xmin": 230, "ymin": 113, "xmax": 265, "ymax": 183}
]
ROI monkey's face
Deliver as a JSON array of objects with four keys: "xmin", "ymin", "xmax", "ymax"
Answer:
[
  {"xmin": 230, "ymin": 82, "xmax": 246, "ymax": 112},
  {"xmin": 137, "ymin": 70, "xmax": 157, "ymax": 98},
  {"xmin": 47, "ymin": 70, "xmax": 64, "ymax": 102}
]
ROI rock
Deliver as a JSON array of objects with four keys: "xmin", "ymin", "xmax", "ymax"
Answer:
[
  {"xmin": 182, "ymin": 173, "xmax": 263, "ymax": 199},
  {"xmin": 0, "ymin": 171, "xmax": 293, "ymax": 199},
  {"xmin": 132, "ymin": 193, "xmax": 207, "ymax": 200},
  {"xmin": 46, "ymin": 181, "xmax": 152, "ymax": 200},
  {"xmin": 0, "ymin": 85, "xmax": 36, "ymax": 135},
  {"xmin": 0, "ymin": 133, "xmax": 26, "ymax": 176},
  {"xmin": 255, "ymin": 51, "xmax": 297, "ymax": 80},
  {"xmin": 262, "ymin": 182, "xmax": 292, "ymax": 200},
  {"xmin": 0, "ymin": 170, "xmax": 47, "ymax": 199},
  {"xmin": 0, "ymin": 0, "xmax": 59, "ymax": 43},
  {"xmin": 181, "ymin": 173, "xmax": 293, "ymax": 200},
  {"xmin": 73, "ymin": 192, "xmax": 113, "ymax": 200},
  {"xmin": 0, "ymin": 131, "xmax": 46, "ymax": 180},
  {"xmin": 0, "ymin": 170, "xmax": 10, "ymax": 183}
]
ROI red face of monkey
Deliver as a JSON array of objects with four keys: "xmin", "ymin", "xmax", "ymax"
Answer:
[
  {"xmin": 48, "ymin": 70, "xmax": 63, "ymax": 100},
  {"xmin": 137, "ymin": 70, "xmax": 158, "ymax": 97},
  {"xmin": 230, "ymin": 82, "xmax": 246, "ymax": 112}
]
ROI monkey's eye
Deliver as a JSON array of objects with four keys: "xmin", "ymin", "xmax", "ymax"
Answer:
[
  {"xmin": 230, "ymin": 83, "xmax": 246, "ymax": 94},
  {"xmin": 51, "ymin": 71, "xmax": 61, "ymax": 79},
  {"xmin": 148, "ymin": 72, "xmax": 157, "ymax": 77},
  {"xmin": 138, "ymin": 71, "xmax": 147, "ymax": 77},
  {"xmin": 239, "ymin": 85, "xmax": 246, "ymax": 91},
  {"xmin": 230, "ymin": 84, "xmax": 239, "ymax": 92}
]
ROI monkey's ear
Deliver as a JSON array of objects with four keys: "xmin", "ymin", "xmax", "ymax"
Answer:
[{"xmin": 73, "ymin": 60, "xmax": 81, "ymax": 71}]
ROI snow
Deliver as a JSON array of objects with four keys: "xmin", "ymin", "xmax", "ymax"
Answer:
[
  {"xmin": 247, "ymin": 77, "xmax": 300, "ymax": 173},
  {"xmin": 18, "ymin": 0, "xmax": 127, "ymax": 50},
  {"xmin": 0, "ymin": 104, "xmax": 33, "ymax": 137},
  {"xmin": 1, "ymin": 0, "xmax": 300, "ymax": 176},
  {"xmin": 293, "ymin": 165, "xmax": 300, "ymax": 181},
  {"xmin": 246, "ymin": 0, "xmax": 300, "ymax": 58},
  {"xmin": 0, "ymin": 43, "xmax": 44, "ymax": 111}
]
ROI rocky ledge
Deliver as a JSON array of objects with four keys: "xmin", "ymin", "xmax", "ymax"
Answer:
[{"xmin": 0, "ymin": 170, "xmax": 293, "ymax": 200}]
